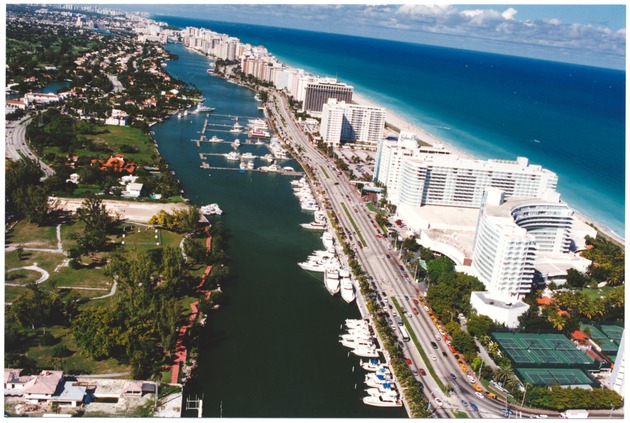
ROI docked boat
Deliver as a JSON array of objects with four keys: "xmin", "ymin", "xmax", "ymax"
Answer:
[
  {"xmin": 250, "ymin": 129, "xmax": 271, "ymax": 138},
  {"xmin": 229, "ymin": 119, "xmax": 243, "ymax": 133},
  {"xmin": 224, "ymin": 151, "xmax": 241, "ymax": 160},
  {"xmin": 267, "ymin": 164, "xmax": 279, "ymax": 172},
  {"xmin": 346, "ymin": 319, "xmax": 369, "ymax": 329},
  {"xmin": 300, "ymin": 221, "xmax": 327, "ymax": 231},
  {"xmin": 208, "ymin": 135, "xmax": 224, "ymax": 143},
  {"xmin": 321, "ymin": 231, "xmax": 335, "ymax": 249},
  {"xmin": 362, "ymin": 392, "xmax": 402, "ymax": 408},
  {"xmin": 232, "ymin": 139, "xmax": 241, "ymax": 147},
  {"xmin": 365, "ymin": 373, "xmax": 393, "ymax": 388},
  {"xmin": 341, "ymin": 338, "xmax": 374, "ymax": 349},
  {"xmin": 254, "ymin": 139, "xmax": 265, "ymax": 146},
  {"xmin": 301, "ymin": 200, "xmax": 319, "ymax": 212},
  {"xmin": 193, "ymin": 103, "xmax": 216, "ymax": 113},
  {"xmin": 297, "ymin": 259, "xmax": 327, "ymax": 273},
  {"xmin": 241, "ymin": 152, "xmax": 256, "ymax": 160},
  {"xmin": 352, "ymin": 346, "xmax": 379, "ymax": 358},
  {"xmin": 360, "ymin": 359, "xmax": 383, "ymax": 372},
  {"xmin": 200, "ymin": 203, "xmax": 223, "ymax": 215},
  {"xmin": 340, "ymin": 270, "xmax": 356, "ymax": 303},
  {"xmin": 247, "ymin": 161, "xmax": 255, "ymax": 170},
  {"xmin": 261, "ymin": 154, "xmax": 274, "ymax": 161},
  {"xmin": 259, "ymin": 166, "xmax": 269, "ymax": 173},
  {"xmin": 239, "ymin": 162, "xmax": 246, "ymax": 173}
]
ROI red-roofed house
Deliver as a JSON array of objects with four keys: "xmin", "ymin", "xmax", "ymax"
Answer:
[{"xmin": 6, "ymin": 99, "xmax": 27, "ymax": 111}]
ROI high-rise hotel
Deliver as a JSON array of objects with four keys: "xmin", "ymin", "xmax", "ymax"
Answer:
[
  {"xmin": 302, "ymin": 80, "xmax": 353, "ymax": 113},
  {"xmin": 320, "ymin": 99, "xmax": 385, "ymax": 147}
]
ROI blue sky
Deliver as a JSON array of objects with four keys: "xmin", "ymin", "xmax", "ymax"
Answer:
[{"xmin": 116, "ymin": 3, "xmax": 626, "ymax": 69}]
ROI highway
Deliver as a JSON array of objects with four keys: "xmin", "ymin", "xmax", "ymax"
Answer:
[
  {"xmin": 268, "ymin": 92, "xmax": 545, "ymax": 419},
  {"xmin": 5, "ymin": 115, "xmax": 55, "ymax": 178}
]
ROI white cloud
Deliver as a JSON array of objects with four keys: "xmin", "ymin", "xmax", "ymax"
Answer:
[{"xmin": 502, "ymin": 8, "xmax": 518, "ymax": 21}]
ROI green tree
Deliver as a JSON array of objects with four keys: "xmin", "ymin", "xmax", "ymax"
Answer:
[
  {"xmin": 75, "ymin": 195, "xmax": 115, "ymax": 253},
  {"xmin": 466, "ymin": 314, "xmax": 495, "ymax": 339}
]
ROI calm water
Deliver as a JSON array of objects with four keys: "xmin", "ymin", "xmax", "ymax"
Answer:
[
  {"xmin": 152, "ymin": 43, "xmax": 405, "ymax": 418},
  {"xmin": 157, "ymin": 16, "xmax": 625, "ymax": 239}
]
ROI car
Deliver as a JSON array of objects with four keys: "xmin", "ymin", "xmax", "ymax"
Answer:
[
  {"xmin": 386, "ymin": 254, "xmax": 391, "ymax": 259},
  {"xmin": 434, "ymin": 398, "xmax": 443, "ymax": 407},
  {"xmin": 430, "ymin": 354, "xmax": 437, "ymax": 361},
  {"xmin": 405, "ymin": 358, "xmax": 412, "ymax": 365},
  {"xmin": 502, "ymin": 409, "xmax": 514, "ymax": 415},
  {"xmin": 413, "ymin": 298, "xmax": 419, "ymax": 305},
  {"xmin": 461, "ymin": 399, "xmax": 468, "ymax": 407},
  {"xmin": 450, "ymin": 373, "xmax": 457, "ymax": 381},
  {"xmin": 442, "ymin": 351, "xmax": 448, "ymax": 357},
  {"xmin": 430, "ymin": 341, "xmax": 438, "ymax": 349},
  {"xmin": 424, "ymin": 306, "xmax": 430, "ymax": 311},
  {"xmin": 404, "ymin": 295, "xmax": 409, "ymax": 300},
  {"xmin": 418, "ymin": 381, "xmax": 424, "ymax": 390},
  {"xmin": 435, "ymin": 334, "xmax": 441, "ymax": 341},
  {"xmin": 412, "ymin": 307, "xmax": 419, "ymax": 315},
  {"xmin": 419, "ymin": 368, "xmax": 427, "ymax": 376},
  {"xmin": 471, "ymin": 403, "xmax": 479, "ymax": 412},
  {"xmin": 475, "ymin": 392, "xmax": 484, "ymax": 399},
  {"xmin": 412, "ymin": 369, "xmax": 418, "ymax": 377},
  {"xmin": 381, "ymin": 291, "xmax": 388, "ymax": 298}
]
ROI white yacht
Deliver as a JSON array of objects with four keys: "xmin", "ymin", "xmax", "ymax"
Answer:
[
  {"xmin": 340, "ymin": 338, "xmax": 374, "ymax": 349},
  {"xmin": 208, "ymin": 135, "xmax": 224, "ymax": 143},
  {"xmin": 301, "ymin": 200, "xmax": 319, "ymax": 212},
  {"xmin": 365, "ymin": 373, "xmax": 393, "ymax": 388},
  {"xmin": 247, "ymin": 161, "xmax": 255, "ymax": 170},
  {"xmin": 200, "ymin": 203, "xmax": 223, "ymax": 215},
  {"xmin": 297, "ymin": 258, "xmax": 327, "ymax": 272},
  {"xmin": 224, "ymin": 151, "xmax": 241, "ymax": 160},
  {"xmin": 193, "ymin": 103, "xmax": 216, "ymax": 113},
  {"xmin": 339, "ymin": 269, "xmax": 355, "ymax": 303},
  {"xmin": 352, "ymin": 347, "xmax": 379, "ymax": 358},
  {"xmin": 322, "ymin": 232, "xmax": 335, "ymax": 249},
  {"xmin": 360, "ymin": 359, "xmax": 382, "ymax": 372},
  {"xmin": 362, "ymin": 393, "xmax": 402, "ymax": 408},
  {"xmin": 232, "ymin": 139, "xmax": 241, "ymax": 147},
  {"xmin": 267, "ymin": 164, "xmax": 279, "ymax": 172},
  {"xmin": 241, "ymin": 152, "xmax": 257, "ymax": 160},
  {"xmin": 261, "ymin": 154, "xmax": 274, "ymax": 161},
  {"xmin": 324, "ymin": 269, "xmax": 339, "ymax": 295}
]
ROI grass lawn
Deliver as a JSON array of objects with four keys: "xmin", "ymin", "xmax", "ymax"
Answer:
[
  {"xmin": 5, "ymin": 269, "xmax": 42, "ymax": 285},
  {"xmin": 5, "ymin": 220, "xmax": 58, "ymax": 248},
  {"xmin": 580, "ymin": 285, "xmax": 621, "ymax": 301},
  {"xmin": 5, "ymin": 250, "xmax": 63, "ymax": 275},
  {"xmin": 43, "ymin": 125, "xmax": 158, "ymax": 165},
  {"xmin": 453, "ymin": 411, "xmax": 469, "ymax": 418},
  {"xmin": 54, "ymin": 266, "xmax": 112, "ymax": 289}
]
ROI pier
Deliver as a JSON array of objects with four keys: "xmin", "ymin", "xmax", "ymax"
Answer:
[{"xmin": 199, "ymin": 164, "xmax": 304, "ymax": 176}]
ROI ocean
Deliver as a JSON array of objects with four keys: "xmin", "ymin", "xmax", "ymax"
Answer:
[{"xmin": 156, "ymin": 15, "xmax": 625, "ymax": 239}]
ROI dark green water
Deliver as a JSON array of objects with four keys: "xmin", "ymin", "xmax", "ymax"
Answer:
[{"xmin": 152, "ymin": 43, "xmax": 406, "ymax": 418}]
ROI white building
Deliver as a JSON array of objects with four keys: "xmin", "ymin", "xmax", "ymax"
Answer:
[
  {"xmin": 397, "ymin": 155, "xmax": 558, "ymax": 210},
  {"xmin": 471, "ymin": 189, "xmax": 538, "ymax": 298},
  {"xmin": 373, "ymin": 133, "xmax": 423, "ymax": 203},
  {"xmin": 610, "ymin": 331, "xmax": 625, "ymax": 397},
  {"xmin": 320, "ymin": 99, "xmax": 385, "ymax": 147}
]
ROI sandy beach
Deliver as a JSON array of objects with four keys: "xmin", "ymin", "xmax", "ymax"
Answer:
[{"xmin": 351, "ymin": 92, "xmax": 624, "ymax": 246}]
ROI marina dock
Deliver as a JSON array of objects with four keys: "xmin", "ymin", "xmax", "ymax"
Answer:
[{"xmin": 199, "ymin": 164, "xmax": 303, "ymax": 176}]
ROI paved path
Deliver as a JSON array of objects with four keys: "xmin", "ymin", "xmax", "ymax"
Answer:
[
  {"xmin": 6, "ymin": 264, "xmax": 50, "ymax": 285},
  {"xmin": 89, "ymin": 281, "xmax": 117, "ymax": 300}
]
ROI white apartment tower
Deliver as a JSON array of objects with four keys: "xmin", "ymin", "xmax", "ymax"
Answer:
[
  {"xmin": 374, "ymin": 133, "xmax": 420, "ymax": 203},
  {"xmin": 472, "ymin": 190, "xmax": 537, "ymax": 298},
  {"xmin": 320, "ymin": 99, "xmax": 385, "ymax": 147},
  {"xmin": 396, "ymin": 155, "xmax": 558, "ymax": 209}
]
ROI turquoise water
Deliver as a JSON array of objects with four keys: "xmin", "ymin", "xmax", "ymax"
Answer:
[
  {"xmin": 157, "ymin": 16, "xmax": 625, "ymax": 239},
  {"xmin": 152, "ymin": 43, "xmax": 406, "ymax": 418}
]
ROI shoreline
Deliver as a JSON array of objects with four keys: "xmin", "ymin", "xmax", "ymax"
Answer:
[
  {"xmin": 172, "ymin": 41, "xmax": 623, "ymax": 247},
  {"xmin": 351, "ymin": 92, "xmax": 624, "ymax": 247}
]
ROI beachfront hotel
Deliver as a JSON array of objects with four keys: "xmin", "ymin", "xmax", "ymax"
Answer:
[
  {"xmin": 302, "ymin": 80, "xmax": 354, "ymax": 113},
  {"xmin": 320, "ymin": 99, "xmax": 385, "ymax": 147}
]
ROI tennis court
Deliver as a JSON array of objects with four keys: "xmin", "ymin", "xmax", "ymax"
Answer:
[
  {"xmin": 518, "ymin": 368, "xmax": 593, "ymax": 386},
  {"xmin": 491, "ymin": 332, "xmax": 594, "ymax": 366},
  {"xmin": 599, "ymin": 325, "xmax": 624, "ymax": 347},
  {"xmin": 581, "ymin": 324, "xmax": 618, "ymax": 353}
]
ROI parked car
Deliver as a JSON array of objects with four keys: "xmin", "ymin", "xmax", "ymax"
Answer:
[
  {"xmin": 475, "ymin": 392, "xmax": 484, "ymax": 399},
  {"xmin": 431, "ymin": 341, "xmax": 438, "ymax": 349},
  {"xmin": 419, "ymin": 368, "xmax": 427, "ymax": 376},
  {"xmin": 412, "ymin": 369, "xmax": 418, "ymax": 377},
  {"xmin": 471, "ymin": 403, "xmax": 479, "ymax": 412},
  {"xmin": 434, "ymin": 398, "xmax": 443, "ymax": 407},
  {"xmin": 405, "ymin": 358, "xmax": 412, "ymax": 365},
  {"xmin": 442, "ymin": 351, "xmax": 448, "ymax": 357},
  {"xmin": 450, "ymin": 373, "xmax": 457, "ymax": 381},
  {"xmin": 430, "ymin": 354, "xmax": 437, "ymax": 361},
  {"xmin": 412, "ymin": 307, "xmax": 419, "ymax": 315},
  {"xmin": 461, "ymin": 399, "xmax": 468, "ymax": 407}
]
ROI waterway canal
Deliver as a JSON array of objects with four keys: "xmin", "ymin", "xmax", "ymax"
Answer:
[{"xmin": 152, "ymin": 43, "xmax": 406, "ymax": 418}]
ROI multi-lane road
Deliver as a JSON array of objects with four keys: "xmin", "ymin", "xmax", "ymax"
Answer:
[
  {"xmin": 5, "ymin": 115, "xmax": 55, "ymax": 178},
  {"xmin": 268, "ymin": 92, "xmax": 554, "ymax": 419}
]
